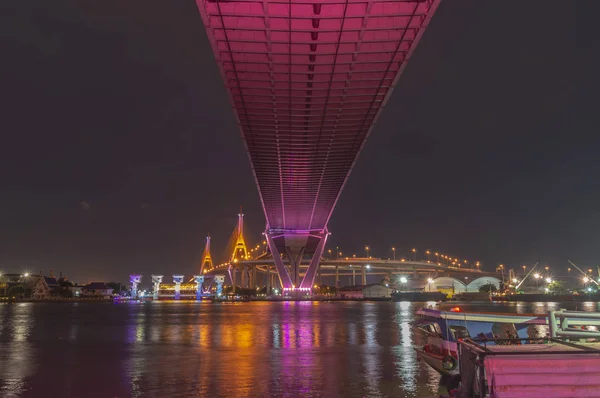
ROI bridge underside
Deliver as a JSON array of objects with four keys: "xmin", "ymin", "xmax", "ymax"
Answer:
[{"xmin": 197, "ymin": 0, "xmax": 441, "ymax": 289}]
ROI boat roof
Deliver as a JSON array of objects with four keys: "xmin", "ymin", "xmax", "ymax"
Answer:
[
  {"xmin": 416, "ymin": 307, "xmax": 547, "ymax": 325},
  {"xmin": 481, "ymin": 342, "xmax": 600, "ymax": 353}
]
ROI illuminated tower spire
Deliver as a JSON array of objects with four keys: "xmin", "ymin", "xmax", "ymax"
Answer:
[
  {"xmin": 231, "ymin": 206, "xmax": 248, "ymax": 262},
  {"xmin": 200, "ymin": 234, "xmax": 213, "ymax": 274}
]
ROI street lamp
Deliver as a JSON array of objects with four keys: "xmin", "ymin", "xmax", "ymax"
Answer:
[
  {"xmin": 425, "ymin": 250, "xmax": 431, "ymax": 262},
  {"xmin": 412, "ymin": 248, "xmax": 416, "ymax": 261},
  {"xmin": 365, "ymin": 246, "xmax": 370, "ymax": 258},
  {"xmin": 533, "ymin": 273, "xmax": 541, "ymax": 279},
  {"xmin": 328, "ymin": 249, "xmax": 332, "ymax": 259},
  {"xmin": 392, "ymin": 247, "xmax": 396, "ymax": 261}
]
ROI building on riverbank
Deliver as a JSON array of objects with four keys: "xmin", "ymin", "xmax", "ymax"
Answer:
[
  {"xmin": 80, "ymin": 283, "xmax": 114, "ymax": 298},
  {"xmin": 338, "ymin": 284, "xmax": 392, "ymax": 299},
  {"xmin": 32, "ymin": 277, "xmax": 60, "ymax": 299}
]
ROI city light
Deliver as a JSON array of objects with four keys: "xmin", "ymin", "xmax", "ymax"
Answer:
[
  {"xmin": 427, "ymin": 278, "xmax": 434, "ymax": 284},
  {"xmin": 512, "ymin": 278, "xmax": 518, "ymax": 283},
  {"xmin": 400, "ymin": 277, "xmax": 408, "ymax": 283},
  {"xmin": 583, "ymin": 277, "xmax": 590, "ymax": 283},
  {"xmin": 366, "ymin": 264, "xmax": 371, "ymax": 269},
  {"xmin": 545, "ymin": 277, "xmax": 552, "ymax": 283},
  {"xmin": 533, "ymin": 273, "xmax": 541, "ymax": 279},
  {"xmin": 23, "ymin": 273, "xmax": 29, "ymax": 278}
]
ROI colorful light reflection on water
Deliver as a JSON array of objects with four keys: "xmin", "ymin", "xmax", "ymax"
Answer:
[{"xmin": 1, "ymin": 301, "xmax": 598, "ymax": 397}]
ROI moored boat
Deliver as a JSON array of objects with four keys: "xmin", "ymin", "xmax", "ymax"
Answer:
[{"xmin": 413, "ymin": 307, "xmax": 547, "ymax": 376}]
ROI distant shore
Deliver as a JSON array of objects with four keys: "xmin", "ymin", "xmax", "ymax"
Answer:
[{"xmin": 3, "ymin": 293, "xmax": 600, "ymax": 304}]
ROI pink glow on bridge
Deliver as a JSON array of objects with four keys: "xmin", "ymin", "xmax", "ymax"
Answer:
[{"xmin": 196, "ymin": 0, "xmax": 441, "ymax": 288}]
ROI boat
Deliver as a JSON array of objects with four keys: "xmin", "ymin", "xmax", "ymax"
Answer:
[
  {"xmin": 455, "ymin": 338, "xmax": 600, "ymax": 397},
  {"xmin": 413, "ymin": 307, "xmax": 547, "ymax": 376}
]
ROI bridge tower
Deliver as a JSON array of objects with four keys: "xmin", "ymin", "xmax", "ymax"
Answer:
[
  {"xmin": 199, "ymin": 234, "xmax": 213, "ymax": 274},
  {"xmin": 230, "ymin": 207, "xmax": 248, "ymax": 262}
]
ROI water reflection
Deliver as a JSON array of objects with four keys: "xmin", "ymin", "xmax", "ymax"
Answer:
[
  {"xmin": 7, "ymin": 300, "xmax": 593, "ymax": 397},
  {"xmin": 0, "ymin": 303, "xmax": 35, "ymax": 398}
]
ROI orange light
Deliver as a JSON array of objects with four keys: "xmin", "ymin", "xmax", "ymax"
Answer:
[{"xmin": 450, "ymin": 307, "xmax": 461, "ymax": 312}]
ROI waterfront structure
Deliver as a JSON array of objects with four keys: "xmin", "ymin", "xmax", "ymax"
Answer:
[
  {"xmin": 339, "ymin": 286, "xmax": 364, "ymax": 299},
  {"xmin": 195, "ymin": 0, "xmax": 442, "ymax": 292},
  {"xmin": 193, "ymin": 275, "xmax": 204, "ymax": 300},
  {"xmin": 32, "ymin": 276, "xmax": 60, "ymax": 300},
  {"xmin": 424, "ymin": 276, "xmax": 502, "ymax": 297},
  {"xmin": 69, "ymin": 285, "xmax": 83, "ymax": 297},
  {"xmin": 0, "ymin": 273, "xmax": 34, "ymax": 297},
  {"xmin": 81, "ymin": 283, "xmax": 114, "ymax": 299},
  {"xmin": 129, "ymin": 274, "xmax": 142, "ymax": 299},
  {"xmin": 151, "ymin": 275, "xmax": 164, "ymax": 300},
  {"xmin": 363, "ymin": 284, "xmax": 392, "ymax": 299},
  {"xmin": 214, "ymin": 275, "xmax": 225, "ymax": 297},
  {"xmin": 173, "ymin": 274, "xmax": 185, "ymax": 300}
]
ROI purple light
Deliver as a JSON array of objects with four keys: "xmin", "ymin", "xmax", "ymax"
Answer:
[{"xmin": 282, "ymin": 287, "xmax": 312, "ymax": 292}]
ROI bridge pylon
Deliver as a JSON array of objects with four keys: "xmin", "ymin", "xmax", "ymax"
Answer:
[
  {"xmin": 199, "ymin": 234, "xmax": 213, "ymax": 274},
  {"xmin": 265, "ymin": 227, "xmax": 329, "ymax": 292},
  {"xmin": 230, "ymin": 207, "xmax": 248, "ymax": 262}
]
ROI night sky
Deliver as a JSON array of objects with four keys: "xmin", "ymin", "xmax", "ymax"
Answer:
[{"xmin": 0, "ymin": 1, "xmax": 596, "ymax": 283}]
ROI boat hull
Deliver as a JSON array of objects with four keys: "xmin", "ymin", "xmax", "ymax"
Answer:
[{"xmin": 415, "ymin": 347, "xmax": 459, "ymax": 376}]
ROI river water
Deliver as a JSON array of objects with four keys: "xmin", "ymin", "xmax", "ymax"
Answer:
[{"xmin": 1, "ymin": 300, "xmax": 599, "ymax": 397}]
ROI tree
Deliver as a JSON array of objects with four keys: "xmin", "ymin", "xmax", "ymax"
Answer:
[
  {"xmin": 547, "ymin": 280, "xmax": 567, "ymax": 294},
  {"xmin": 107, "ymin": 282, "xmax": 123, "ymax": 294},
  {"xmin": 479, "ymin": 283, "xmax": 497, "ymax": 293},
  {"xmin": 7, "ymin": 285, "xmax": 25, "ymax": 298}
]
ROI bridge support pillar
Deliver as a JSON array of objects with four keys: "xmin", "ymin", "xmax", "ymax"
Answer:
[
  {"xmin": 241, "ymin": 266, "xmax": 247, "ymax": 289},
  {"xmin": 194, "ymin": 275, "xmax": 204, "ymax": 300},
  {"xmin": 151, "ymin": 275, "xmax": 163, "ymax": 300},
  {"xmin": 173, "ymin": 274, "xmax": 184, "ymax": 300},
  {"xmin": 265, "ymin": 228, "xmax": 329, "ymax": 294},
  {"xmin": 129, "ymin": 274, "xmax": 142, "ymax": 299},
  {"xmin": 215, "ymin": 275, "xmax": 225, "ymax": 297},
  {"xmin": 231, "ymin": 268, "xmax": 237, "ymax": 293},
  {"xmin": 266, "ymin": 265, "xmax": 271, "ymax": 294},
  {"xmin": 335, "ymin": 265, "xmax": 339, "ymax": 289},
  {"xmin": 361, "ymin": 266, "xmax": 367, "ymax": 285}
]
